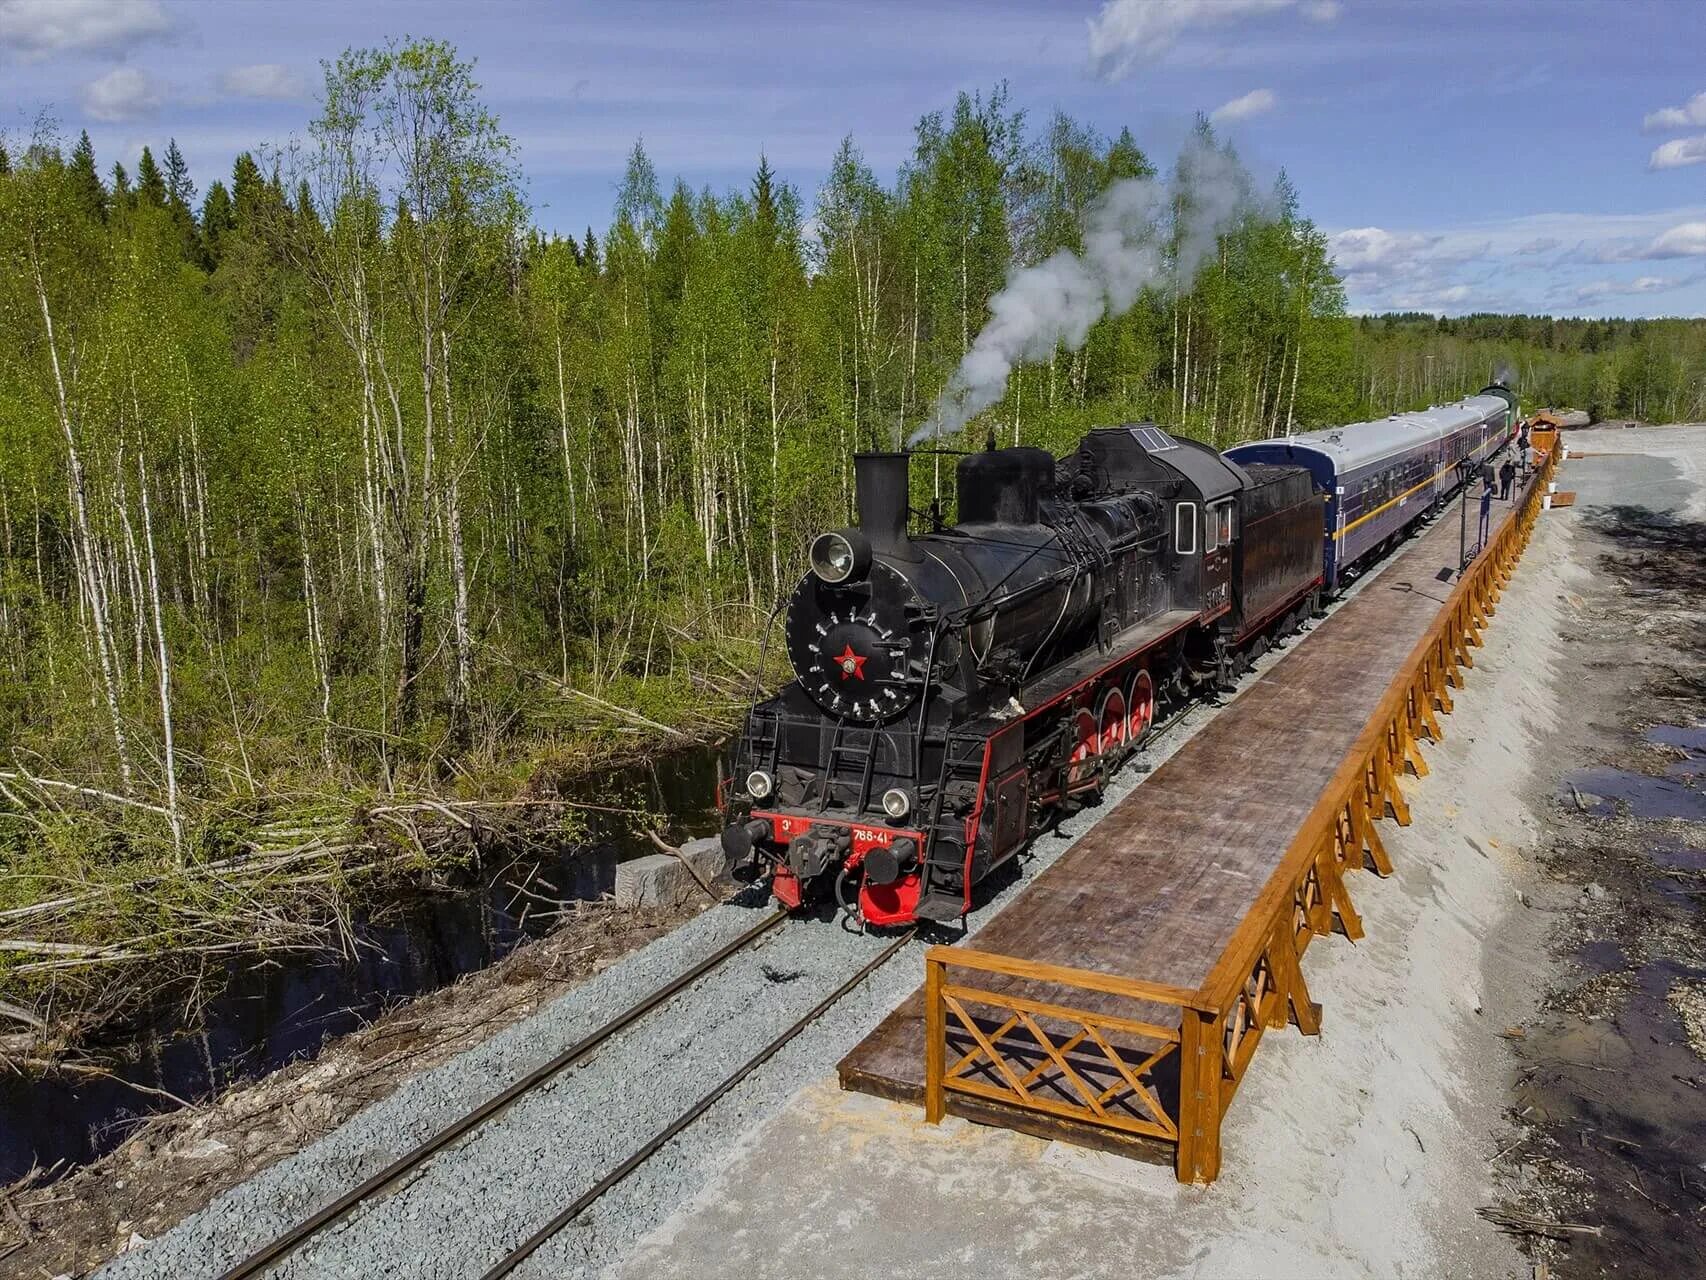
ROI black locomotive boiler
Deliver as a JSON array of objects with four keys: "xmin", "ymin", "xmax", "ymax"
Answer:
[{"xmin": 720, "ymin": 423, "xmax": 1325, "ymax": 929}]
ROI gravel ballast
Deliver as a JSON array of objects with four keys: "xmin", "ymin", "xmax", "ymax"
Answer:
[{"xmin": 98, "ymin": 534, "xmax": 1415, "ymax": 1280}]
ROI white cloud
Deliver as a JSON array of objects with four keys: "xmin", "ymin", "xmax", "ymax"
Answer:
[
  {"xmin": 82, "ymin": 66, "xmax": 162, "ymax": 123},
  {"xmin": 1209, "ymin": 88, "xmax": 1276, "ymax": 124},
  {"xmin": 1087, "ymin": 0, "xmax": 1293, "ymax": 79},
  {"xmin": 1301, "ymin": 0, "xmax": 1342, "ymax": 20},
  {"xmin": 1567, "ymin": 275, "xmax": 1687, "ymax": 305},
  {"xmin": 1328, "ymin": 227, "xmax": 1486, "ymax": 278},
  {"xmin": 1650, "ymin": 135, "xmax": 1706, "ymax": 171},
  {"xmin": 1515, "ymin": 237, "xmax": 1560, "ymax": 255},
  {"xmin": 1391, "ymin": 283, "xmax": 1471, "ymax": 312},
  {"xmin": 1643, "ymin": 91, "xmax": 1706, "ymax": 132},
  {"xmin": 217, "ymin": 63, "xmax": 306, "ymax": 102},
  {"xmin": 1648, "ymin": 221, "xmax": 1706, "ymax": 258},
  {"xmin": 0, "ymin": 0, "xmax": 169, "ymax": 59}
]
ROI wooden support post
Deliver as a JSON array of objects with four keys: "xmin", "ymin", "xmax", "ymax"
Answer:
[
  {"xmin": 1360, "ymin": 787, "xmax": 1393, "ymax": 875},
  {"xmin": 1268, "ymin": 926, "xmax": 1322, "ymax": 1035},
  {"xmin": 1377, "ymin": 741, "xmax": 1412, "ymax": 828},
  {"xmin": 923, "ymin": 951, "xmax": 945, "ymax": 1124},
  {"xmin": 1177, "ymin": 1009, "xmax": 1224, "ymax": 1185},
  {"xmin": 1318, "ymin": 839, "xmax": 1364, "ymax": 939},
  {"xmin": 1306, "ymin": 843, "xmax": 1332, "ymax": 936}
]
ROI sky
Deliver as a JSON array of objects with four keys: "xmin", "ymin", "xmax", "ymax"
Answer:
[{"xmin": 2, "ymin": 0, "xmax": 1704, "ymax": 319}]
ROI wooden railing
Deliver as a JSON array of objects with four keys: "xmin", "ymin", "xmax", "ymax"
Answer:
[{"xmin": 923, "ymin": 447, "xmax": 1558, "ymax": 1183}]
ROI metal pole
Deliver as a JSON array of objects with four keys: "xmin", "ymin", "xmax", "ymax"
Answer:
[{"xmin": 1457, "ymin": 461, "xmax": 1468, "ymax": 573}]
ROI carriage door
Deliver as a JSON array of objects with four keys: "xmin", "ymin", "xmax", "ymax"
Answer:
[{"xmin": 1201, "ymin": 499, "xmax": 1234, "ymax": 621}]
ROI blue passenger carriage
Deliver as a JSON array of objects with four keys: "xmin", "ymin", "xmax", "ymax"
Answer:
[{"xmin": 1225, "ymin": 385, "xmax": 1516, "ymax": 589}]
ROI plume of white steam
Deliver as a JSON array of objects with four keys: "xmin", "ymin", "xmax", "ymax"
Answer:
[{"xmin": 912, "ymin": 140, "xmax": 1261, "ymax": 445}]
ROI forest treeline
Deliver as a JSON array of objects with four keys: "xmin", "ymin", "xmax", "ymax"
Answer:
[{"xmin": 1, "ymin": 38, "xmax": 1701, "ymax": 895}]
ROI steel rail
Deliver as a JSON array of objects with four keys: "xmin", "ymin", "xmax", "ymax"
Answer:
[
  {"xmin": 217, "ymin": 908, "xmax": 789, "ymax": 1280},
  {"xmin": 480, "ymin": 928, "xmax": 918, "ymax": 1280}
]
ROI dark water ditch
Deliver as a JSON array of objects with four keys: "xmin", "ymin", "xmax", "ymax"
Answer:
[{"xmin": 0, "ymin": 745, "xmax": 721, "ymax": 1185}]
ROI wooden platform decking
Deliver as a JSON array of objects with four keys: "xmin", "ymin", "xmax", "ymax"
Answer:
[{"xmin": 839, "ymin": 464, "xmax": 1552, "ymax": 1179}]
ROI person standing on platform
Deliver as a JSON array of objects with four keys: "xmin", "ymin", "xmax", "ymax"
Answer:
[
  {"xmin": 1499, "ymin": 457, "xmax": 1516, "ymax": 499},
  {"xmin": 1478, "ymin": 475, "xmax": 1494, "ymax": 546}
]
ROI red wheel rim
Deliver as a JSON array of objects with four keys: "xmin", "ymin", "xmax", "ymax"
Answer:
[
  {"xmin": 1127, "ymin": 668, "xmax": 1155, "ymax": 742},
  {"xmin": 1067, "ymin": 707, "xmax": 1098, "ymax": 787},
  {"xmin": 1097, "ymin": 687, "xmax": 1127, "ymax": 754}
]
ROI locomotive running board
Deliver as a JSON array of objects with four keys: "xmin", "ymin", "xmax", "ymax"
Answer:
[{"xmin": 1013, "ymin": 608, "xmax": 1197, "ymax": 717}]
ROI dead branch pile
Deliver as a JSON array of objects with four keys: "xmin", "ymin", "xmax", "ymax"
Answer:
[{"xmin": 0, "ymin": 773, "xmax": 607, "ymax": 1068}]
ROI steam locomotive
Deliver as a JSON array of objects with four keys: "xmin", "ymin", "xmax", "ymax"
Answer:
[{"xmin": 721, "ymin": 387, "xmax": 1516, "ymax": 928}]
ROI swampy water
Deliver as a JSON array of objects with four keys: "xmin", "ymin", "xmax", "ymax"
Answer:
[{"xmin": 0, "ymin": 746, "xmax": 722, "ymax": 1184}]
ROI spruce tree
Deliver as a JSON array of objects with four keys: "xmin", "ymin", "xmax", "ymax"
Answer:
[
  {"xmin": 136, "ymin": 146, "xmax": 167, "ymax": 207},
  {"xmin": 582, "ymin": 226, "xmax": 599, "ymax": 272},
  {"xmin": 295, "ymin": 179, "xmax": 321, "ymax": 235},
  {"xmin": 231, "ymin": 151, "xmax": 264, "ymax": 227},
  {"xmin": 70, "ymin": 130, "xmax": 108, "ymax": 221},
  {"xmin": 164, "ymin": 138, "xmax": 195, "ymax": 210},
  {"xmin": 201, "ymin": 179, "xmax": 235, "ymax": 266},
  {"xmin": 0, "ymin": 142, "xmax": 9, "ymax": 175},
  {"xmin": 110, "ymin": 160, "xmax": 133, "ymax": 209},
  {"xmin": 752, "ymin": 153, "xmax": 779, "ymax": 253}
]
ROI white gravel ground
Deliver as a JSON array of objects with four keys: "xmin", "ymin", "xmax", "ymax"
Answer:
[{"xmin": 95, "ymin": 506, "xmax": 1431, "ymax": 1280}]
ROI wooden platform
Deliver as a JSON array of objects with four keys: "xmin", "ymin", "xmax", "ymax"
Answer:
[{"xmin": 839, "ymin": 473, "xmax": 1550, "ymax": 1175}]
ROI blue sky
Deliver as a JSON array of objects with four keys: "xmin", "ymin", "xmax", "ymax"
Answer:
[{"xmin": 3, "ymin": 0, "xmax": 1704, "ymax": 318}]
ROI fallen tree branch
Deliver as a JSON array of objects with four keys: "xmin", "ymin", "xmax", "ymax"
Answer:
[{"xmin": 0, "ymin": 769, "xmax": 172, "ymax": 819}]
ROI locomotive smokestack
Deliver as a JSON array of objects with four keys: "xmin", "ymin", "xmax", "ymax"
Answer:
[{"xmin": 854, "ymin": 452, "xmax": 911, "ymax": 554}]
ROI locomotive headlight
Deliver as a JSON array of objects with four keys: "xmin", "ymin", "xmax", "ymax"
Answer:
[
  {"xmin": 746, "ymin": 769, "xmax": 774, "ymax": 800},
  {"xmin": 809, "ymin": 529, "xmax": 872, "ymax": 585},
  {"xmin": 881, "ymin": 787, "xmax": 912, "ymax": 820}
]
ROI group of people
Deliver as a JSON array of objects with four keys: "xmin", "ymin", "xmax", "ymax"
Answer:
[{"xmin": 1476, "ymin": 423, "xmax": 1531, "ymax": 544}]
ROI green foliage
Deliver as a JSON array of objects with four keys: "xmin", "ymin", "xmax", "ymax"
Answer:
[{"xmin": 1, "ymin": 40, "xmax": 1691, "ymax": 890}]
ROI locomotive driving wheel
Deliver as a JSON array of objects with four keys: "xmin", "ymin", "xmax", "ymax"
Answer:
[
  {"xmin": 1126, "ymin": 667, "xmax": 1156, "ymax": 746},
  {"xmin": 1095, "ymin": 686, "xmax": 1127, "ymax": 756},
  {"xmin": 1066, "ymin": 707, "xmax": 1099, "ymax": 792}
]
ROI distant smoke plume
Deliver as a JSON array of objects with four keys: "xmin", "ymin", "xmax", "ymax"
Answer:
[{"xmin": 911, "ymin": 140, "xmax": 1261, "ymax": 445}]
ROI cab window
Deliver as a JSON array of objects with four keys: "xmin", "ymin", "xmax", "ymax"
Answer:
[{"xmin": 1175, "ymin": 502, "xmax": 1197, "ymax": 555}]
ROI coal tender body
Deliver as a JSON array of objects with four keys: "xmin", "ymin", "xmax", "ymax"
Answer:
[{"xmin": 722, "ymin": 425, "xmax": 1324, "ymax": 929}]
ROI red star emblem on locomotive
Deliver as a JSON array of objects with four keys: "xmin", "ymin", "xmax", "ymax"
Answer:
[{"xmin": 833, "ymin": 643, "xmax": 867, "ymax": 680}]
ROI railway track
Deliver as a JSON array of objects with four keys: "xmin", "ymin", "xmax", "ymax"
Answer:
[{"xmin": 215, "ymin": 911, "xmax": 913, "ymax": 1280}]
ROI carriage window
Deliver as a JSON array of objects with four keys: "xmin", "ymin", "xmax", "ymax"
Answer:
[{"xmin": 1175, "ymin": 502, "xmax": 1197, "ymax": 555}]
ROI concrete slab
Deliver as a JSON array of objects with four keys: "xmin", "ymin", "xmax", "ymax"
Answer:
[{"xmin": 613, "ymin": 837, "xmax": 730, "ymax": 908}]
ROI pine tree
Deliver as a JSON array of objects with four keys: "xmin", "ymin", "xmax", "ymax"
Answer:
[
  {"xmin": 0, "ymin": 142, "xmax": 10, "ymax": 175},
  {"xmin": 582, "ymin": 226, "xmax": 599, "ymax": 272},
  {"xmin": 70, "ymin": 130, "xmax": 108, "ymax": 222},
  {"xmin": 136, "ymin": 146, "xmax": 167, "ymax": 207}
]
